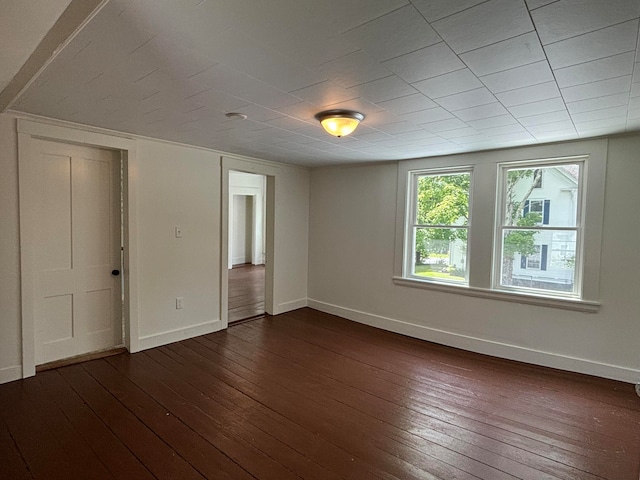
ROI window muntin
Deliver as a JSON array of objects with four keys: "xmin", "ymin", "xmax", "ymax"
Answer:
[
  {"xmin": 496, "ymin": 162, "xmax": 582, "ymax": 297},
  {"xmin": 408, "ymin": 171, "xmax": 471, "ymax": 284}
]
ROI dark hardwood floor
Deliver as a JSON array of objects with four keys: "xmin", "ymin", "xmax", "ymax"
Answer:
[
  {"xmin": 1, "ymin": 308, "xmax": 639, "ymax": 480},
  {"xmin": 228, "ymin": 264, "xmax": 265, "ymax": 323}
]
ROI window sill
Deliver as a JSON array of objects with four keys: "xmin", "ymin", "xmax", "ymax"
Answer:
[{"xmin": 392, "ymin": 276, "xmax": 600, "ymax": 313}]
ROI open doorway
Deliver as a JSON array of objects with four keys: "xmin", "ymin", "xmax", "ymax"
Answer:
[{"xmin": 228, "ymin": 171, "xmax": 266, "ymax": 323}]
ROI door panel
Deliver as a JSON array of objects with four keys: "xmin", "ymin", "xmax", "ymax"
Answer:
[{"xmin": 30, "ymin": 139, "xmax": 122, "ymax": 365}]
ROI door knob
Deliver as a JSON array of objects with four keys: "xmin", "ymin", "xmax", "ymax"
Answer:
[{"xmin": 111, "ymin": 269, "xmax": 120, "ymax": 276}]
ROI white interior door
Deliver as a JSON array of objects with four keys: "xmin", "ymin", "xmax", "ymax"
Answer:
[{"xmin": 28, "ymin": 139, "xmax": 122, "ymax": 365}]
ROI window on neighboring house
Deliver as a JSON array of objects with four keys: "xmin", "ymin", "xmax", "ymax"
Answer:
[
  {"xmin": 524, "ymin": 199, "xmax": 550, "ymax": 224},
  {"xmin": 407, "ymin": 170, "xmax": 471, "ymax": 284},
  {"xmin": 497, "ymin": 162, "xmax": 581, "ymax": 296},
  {"xmin": 522, "ymin": 245, "xmax": 548, "ymax": 270}
]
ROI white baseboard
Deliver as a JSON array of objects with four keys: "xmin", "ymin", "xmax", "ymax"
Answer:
[
  {"xmin": 274, "ymin": 298, "xmax": 308, "ymax": 315},
  {"xmin": 308, "ymin": 299, "xmax": 640, "ymax": 384},
  {"xmin": 138, "ymin": 319, "xmax": 223, "ymax": 351},
  {"xmin": 0, "ymin": 365, "xmax": 22, "ymax": 385}
]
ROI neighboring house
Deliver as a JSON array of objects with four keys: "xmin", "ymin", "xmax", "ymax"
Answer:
[{"xmin": 512, "ymin": 166, "xmax": 579, "ymax": 292}]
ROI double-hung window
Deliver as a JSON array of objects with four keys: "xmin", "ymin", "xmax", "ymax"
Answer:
[
  {"xmin": 407, "ymin": 170, "xmax": 471, "ymax": 284},
  {"xmin": 496, "ymin": 161, "xmax": 582, "ymax": 297},
  {"xmin": 395, "ymin": 140, "xmax": 607, "ymax": 311}
]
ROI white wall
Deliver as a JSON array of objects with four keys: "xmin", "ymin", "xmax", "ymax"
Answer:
[
  {"xmin": 0, "ymin": 112, "xmax": 310, "ymax": 383},
  {"xmin": 135, "ymin": 139, "xmax": 222, "ymax": 349},
  {"xmin": 0, "ymin": 114, "xmax": 22, "ymax": 383},
  {"xmin": 308, "ymin": 135, "xmax": 640, "ymax": 383},
  {"xmin": 229, "ymin": 170, "xmax": 266, "ymax": 268},
  {"xmin": 231, "ymin": 195, "xmax": 252, "ymax": 265}
]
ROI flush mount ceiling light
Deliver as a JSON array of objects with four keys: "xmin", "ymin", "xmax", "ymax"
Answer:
[
  {"xmin": 314, "ymin": 109, "xmax": 365, "ymax": 137},
  {"xmin": 225, "ymin": 112, "xmax": 248, "ymax": 120}
]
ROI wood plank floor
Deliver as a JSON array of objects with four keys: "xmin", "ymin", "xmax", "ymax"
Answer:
[
  {"xmin": 228, "ymin": 264, "xmax": 265, "ymax": 323},
  {"xmin": 1, "ymin": 308, "xmax": 639, "ymax": 480}
]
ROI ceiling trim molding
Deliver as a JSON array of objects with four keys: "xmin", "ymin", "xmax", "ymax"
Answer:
[{"xmin": 0, "ymin": 0, "xmax": 106, "ymax": 112}]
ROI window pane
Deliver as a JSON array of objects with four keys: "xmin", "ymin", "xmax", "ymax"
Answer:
[
  {"xmin": 503, "ymin": 164, "xmax": 579, "ymax": 227},
  {"xmin": 416, "ymin": 173, "xmax": 470, "ymax": 226},
  {"xmin": 500, "ymin": 229, "xmax": 577, "ymax": 293},
  {"xmin": 413, "ymin": 227, "xmax": 467, "ymax": 283}
]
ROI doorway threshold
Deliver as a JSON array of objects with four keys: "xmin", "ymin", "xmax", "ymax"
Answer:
[{"xmin": 36, "ymin": 346, "xmax": 128, "ymax": 373}]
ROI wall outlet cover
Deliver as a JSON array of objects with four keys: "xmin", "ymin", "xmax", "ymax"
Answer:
[{"xmin": 176, "ymin": 297, "xmax": 184, "ymax": 309}]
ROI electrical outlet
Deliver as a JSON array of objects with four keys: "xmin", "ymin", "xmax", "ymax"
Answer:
[
  {"xmin": 635, "ymin": 383, "xmax": 640, "ymax": 398},
  {"xmin": 176, "ymin": 297, "xmax": 184, "ymax": 309}
]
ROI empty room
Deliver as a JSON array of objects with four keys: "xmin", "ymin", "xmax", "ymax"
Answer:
[{"xmin": 1, "ymin": 1, "xmax": 639, "ymax": 479}]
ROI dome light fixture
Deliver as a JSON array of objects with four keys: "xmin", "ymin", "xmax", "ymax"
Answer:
[{"xmin": 314, "ymin": 109, "xmax": 365, "ymax": 137}]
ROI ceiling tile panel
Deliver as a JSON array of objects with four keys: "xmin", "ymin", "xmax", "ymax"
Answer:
[
  {"xmin": 531, "ymin": 129, "xmax": 578, "ymax": 141},
  {"xmin": 290, "ymin": 81, "xmax": 357, "ymax": 107},
  {"xmin": 568, "ymin": 106, "xmax": 629, "ymax": 123},
  {"xmin": 480, "ymin": 61, "xmax": 554, "ymax": 93},
  {"xmin": 411, "ymin": 0, "xmax": 487, "ymax": 22},
  {"xmin": 531, "ymin": 0, "xmax": 640, "ymax": 45},
  {"xmin": 438, "ymin": 127, "xmax": 481, "ymax": 139},
  {"xmin": 420, "ymin": 118, "xmax": 470, "ymax": 132},
  {"xmin": 454, "ymin": 102, "xmax": 510, "ymax": 121},
  {"xmin": 566, "ymin": 93, "xmax": 631, "ymax": 114},
  {"xmin": 313, "ymin": 51, "xmax": 392, "ymax": 88},
  {"xmin": 347, "ymin": 75, "xmax": 417, "ymax": 103},
  {"xmin": 518, "ymin": 110, "xmax": 571, "ymax": 126},
  {"xmin": 413, "ymin": 68, "xmax": 483, "ymax": 98},
  {"xmin": 382, "ymin": 43, "xmax": 465, "ymax": 83},
  {"xmin": 342, "ymin": 5, "xmax": 441, "ymax": 61},
  {"xmin": 525, "ymin": 0, "xmax": 558, "ymax": 10},
  {"xmin": 400, "ymin": 107, "xmax": 455, "ymax": 124},
  {"xmin": 461, "ymin": 32, "xmax": 546, "ymax": 77},
  {"xmin": 495, "ymin": 81, "xmax": 561, "ymax": 107},
  {"xmin": 526, "ymin": 120, "xmax": 576, "ymax": 135},
  {"xmin": 480, "ymin": 124, "xmax": 528, "ymax": 136},
  {"xmin": 377, "ymin": 94, "xmax": 438, "ymax": 115},
  {"xmin": 435, "ymin": 88, "xmax": 498, "ymax": 111},
  {"xmin": 509, "ymin": 97, "xmax": 567, "ymax": 117},
  {"xmin": 544, "ymin": 20, "xmax": 639, "ymax": 69},
  {"xmin": 432, "ymin": 0, "xmax": 534, "ymax": 53},
  {"xmin": 561, "ymin": 76, "xmax": 632, "ymax": 103},
  {"xmin": 554, "ymin": 52, "xmax": 636, "ymax": 88},
  {"xmin": 466, "ymin": 114, "xmax": 519, "ymax": 129}
]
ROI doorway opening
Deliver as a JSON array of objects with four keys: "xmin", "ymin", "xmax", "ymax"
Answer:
[{"xmin": 228, "ymin": 171, "xmax": 266, "ymax": 323}]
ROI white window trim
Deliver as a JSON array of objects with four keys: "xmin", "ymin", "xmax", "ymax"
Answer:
[{"xmin": 393, "ymin": 139, "xmax": 607, "ymax": 313}]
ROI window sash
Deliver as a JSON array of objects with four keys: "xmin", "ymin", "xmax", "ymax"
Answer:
[
  {"xmin": 494, "ymin": 159, "xmax": 585, "ymax": 298},
  {"xmin": 406, "ymin": 168, "xmax": 472, "ymax": 283}
]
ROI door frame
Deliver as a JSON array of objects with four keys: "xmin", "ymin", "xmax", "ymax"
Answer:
[
  {"xmin": 221, "ymin": 157, "xmax": 276, "ymax": 327},
  {"xmin": 17, "ymin": 119, "xmax": 139, "ymax": 378}
]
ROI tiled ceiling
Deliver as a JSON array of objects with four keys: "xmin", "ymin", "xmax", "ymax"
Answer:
[{"xmin": 7, "ymin": 0, "xmax": 640, "ymax": 166}]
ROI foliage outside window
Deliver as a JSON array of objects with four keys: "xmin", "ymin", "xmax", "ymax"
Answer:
[
  {"xmin": 497, "ymin": 162, "xmax": 581, "ymax": 296},
  {"xmin": 409, "ymin": 171, "xmax": 470, "ymax": 284}
]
